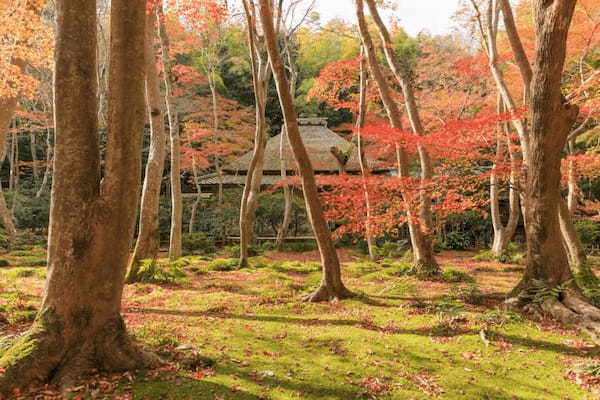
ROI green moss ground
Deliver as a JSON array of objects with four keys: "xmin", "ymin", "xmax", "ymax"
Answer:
[{"xmin": 1, "ymin": 248, "xmax": 598, "ymax": 399}]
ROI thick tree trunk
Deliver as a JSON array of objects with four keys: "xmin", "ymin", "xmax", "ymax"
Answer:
[
  {"xmin": 157, "ymin": 4, "xmax": 182, "ymax": 260},
  {"xmin": 240, "ymin": 0, "xmax": 270, "ymax": 267},
  {"xmin": 127, "ymin": 10, "xmax": 168, "ymax": 282},
  {"xmin": 258, "ymin": 0, "xmax": 352, "ymax": 301},
  {"xmin": 507, "ymin": 0, "xmax": 600, "ymax": 333},
  {"xmin": 0, "ymin": 0, "xmax": 159, "ymax": 394},
  {"xmin": 356, "ymin": 0, "xmax": 438, "ymax": 276}
]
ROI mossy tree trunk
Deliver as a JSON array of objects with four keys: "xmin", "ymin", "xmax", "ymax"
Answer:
[
  {"xmin": 258, "ymin": 0, "xmax": 352, "ymax": 302},
  {"xmin": 128, "ymin": 8, "xmax": 168, "ymax": 282},
  {"xmin": 0, "ymin": 0, "xmax": 159, "ymax": 394}
]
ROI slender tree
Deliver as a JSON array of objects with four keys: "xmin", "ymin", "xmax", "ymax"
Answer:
[
  {"xmin": 157, "ymin": 2, "xmax": 183, "ymax": 260},
  {"xmin": 365, "ymin": 0, "xmax": 438, "ymax": 272},
  {"xmin": 0, "ymin": 0, "xmax": 159, "ymax": 393},
  {"xmin": 239, "ymin": 0, "xmax": 272, "ymax": 267},
  {"xmin": 356, "ymin": 0, "xmax": 438, "ymax": 276},
  {"xmin": 258, "ymin": 0, "xmax": 352, "ymax": 302},
  {"xmin": 356, "ymin": 47, "xmax": 376, "ymax": 261},
  {"xmin": 128, "ymin": 4, "xmax": 169, "ymax": 281}
]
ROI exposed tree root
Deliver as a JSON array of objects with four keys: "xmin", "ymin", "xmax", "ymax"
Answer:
[
  {"xmin": 0, "ymin": 315, "xmax": 162, "ymax": 396},
  {"xmin": 504, "ymin": 289, "xmax": 600, "ymax": 344},
  {"xmin": 303, "ymin": 284, "xmax": 355, "ymax": 303}
]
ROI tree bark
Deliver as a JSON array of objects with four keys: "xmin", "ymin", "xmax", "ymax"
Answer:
[
  {"xmin": 499, "ymin": 0, "xmax": 533, "ymax": 102},
  {"xmin": 356, "ymin": 0, "xmax": 438, "ymax": 276},
  {"xmin": 240, "ymin": 0, "xmax": 271, "ymax": 267},
  {"xmin": 490, "ymin": 98, "xmax": 520, "ymax": 257},
  {"xmin": 36, "ymin": 125, "xmax": 53, "ymax": 198},
  {"xmin": 258, "ymin": 0, "xmax": 352, "ymax": 302},
  {"xmin": 356, "ymin": 46, "xmax": 376, "ymax": 261},
  {"xmin": 127, "ymin": 9, "xmax": 168, "ymax": 282},
  {"xmin": 209, "ymin": 78, "xmax": 224, "ymax": 206},
  {"xmin": 275, "ymin": 27, "xmax": 299, "ymax": 251},
  {"xmin": 188, "ymin": 158, "xmax": 202, "ymax": 234},
  {"xmin": 0, "ymin": 98, "xmax": 18, "ymax": 236},
  {"xmin": 0, "ymin": 0, "xmax": 159, "ymax": 393},
  {"xmin": 365, "ymin": 0, "xmax": 437, "ymax": 270},
  {"xmin": 157, "ymin": 3, "xmax": 183, "ymax": 260},
  {"xmin": 507, "ymin": 0, "xmax": 600, "ymax": 333}
]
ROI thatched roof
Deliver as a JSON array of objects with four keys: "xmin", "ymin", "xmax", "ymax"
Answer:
[
  {"xmin": 224, "ymin": 118, "xmax": 376, "ymax": 174},
  {"xmin": 199, "ymin": 118, "xmax": 388, "ymax": 187}
]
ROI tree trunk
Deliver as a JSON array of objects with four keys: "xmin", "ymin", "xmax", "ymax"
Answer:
[
  {"xmin": 258, "ymin": 0, "xmax": 352, "ymax": 301},
  {"xmin": 239, "ymin": 0, "xmax": 270, "ymax": 267},
  {"xmin": 36, "ymin": 124, "xmax": 53, "ymax": 198},
  {"xmin": 508, "ymin": 0, "xmax": 600, "ymax": 333},
  {"xmin": 188, "ymin": 158, "xmax": 202, "ymax": 234},
  {"xmin": 127, "ymin": 9, "xmax": 168, "ymax": 282},
  {"xmin": 365, "ymin": 0, "xmax": 437, "ymax": 270},
  {"xmin": 356, "ymin": 0, "xmax": 438, "ymax": 276},
  {"xmin": 29, "ymin": 131, "xmax": 39, "ymax": 182},
  {"xmin": 0, "ymin": 0, "xmax": 159, "ymax": 393},
  {"xmin": 0, "ymin": 98, "xmax": 18, "ymax": 236},
  {"xmin": 275, "ymin": 29, "xmax": 299, "ymax": 251},
  {"xmin": 157, "ymin": 3, "xmax": 182, "ymax": 260},
  {"xmin": 559, "ymin": 198, "xmax": 587, "ymax": 271},
  {"xmin": 490, "ymin": 98, "xmax": 520, "ymax": 258},
  {"xmin": 209, "ymin": 79, "xmax": 224, "ymax": 207},
  {"xmin": 356, "ymin": 46, "xmax": 376, "ymax": 261}
]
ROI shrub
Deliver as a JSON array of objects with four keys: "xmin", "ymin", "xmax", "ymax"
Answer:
[
  {"xmin": 137, "ymin": 259, "xmax": 188, "ymax": 284},
  {"xmin": 182, "ymin": 232, "xmax": 216, "ymax": 255},
  {"xmin": 270, "ymin": 261, "xmax": 321, "ymax": 275},
  {"xmin": 15, "ymin": 256, "xmax": 46, "ymax": 267},
  {"xmin": 0, "ymin": 259, "xmax": 10, "ymax": 267},
  {"xmin": 441, "ymin": 232, "xmax": 472, "ymax": 250},
  {"xmin": 575, "ymin": 219, "xmax": 600, "ymax": 250},
  {"xmin": 473, "ymin": 250, "xmax": 494, "ymax": 262},
  {"xmin": 206, "ymin": 258, "xmax": 240, "ymax": 271},
  {"xmin": 440, "ymin": 268, "xmax": 475, "ymax": 283},
  {"xmin": 384, "ymin": 262, "xmax": 412, "ymax": 277},
  {"xmin": 346, "ymin": 262, "xmax": 380, "ymax": 278},
  {"xmin": 3, "ymin": 268, "xmax": 37, "ymax": 278},
  {"xmin": 281, "ymin": 241, "xmax": 317, "ymax": 253},
  {"xmin": 0, "ymin": 229, "xmax": 10, "ymax": 252},
  {"xmin": 223, "ymin": 244, "xmax": 265, "ymax": 258},
  {"xmin": 373, "ymin": 240, "xmax": 408, "ymax": 259}
]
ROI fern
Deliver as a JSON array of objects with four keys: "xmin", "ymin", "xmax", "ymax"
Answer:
[{"xmin": 519, "ymin": 279, "xmax": 573, "ymax": 304}]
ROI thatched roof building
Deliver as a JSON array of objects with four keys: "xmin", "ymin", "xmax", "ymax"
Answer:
[{"xmin": 199, "ymin": 117, "xmax": 386, "ymax": 188}]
